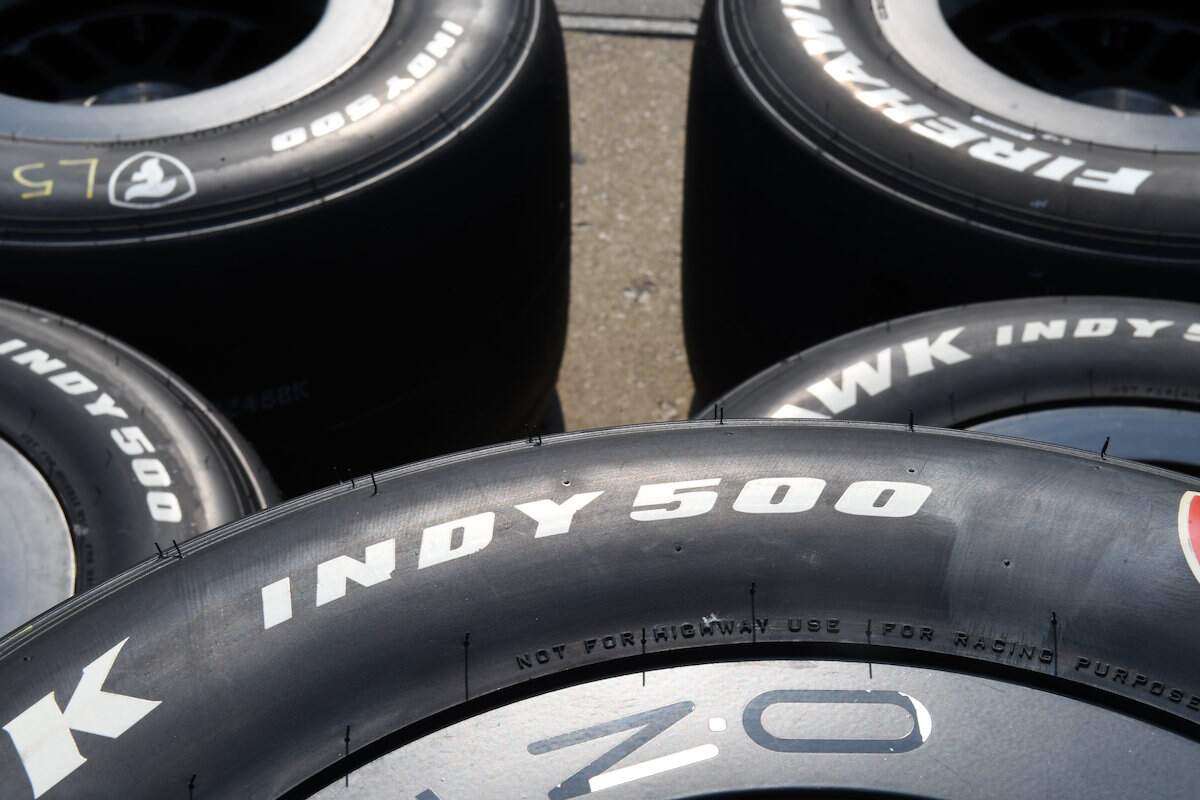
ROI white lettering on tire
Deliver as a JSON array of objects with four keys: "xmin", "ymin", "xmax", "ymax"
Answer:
[
  {"xmin": 901, "ymin": 327, "xmax": 971, "ymax": 376},
  {"xmin": 0, "ymin": 338, "xmax": 182, "ymax": 526},
  {"xmin": 780, "ymin": 1, "xmax": 1153, "ymax": 195},
  {"xmin": 418, "ymin": 512, "xmax": 497, "ymax": 569},
  {"xmin": 806, "ymin": 349, "xmax": 892, "ymax": 415},
  {"xmin": 1021, "ymin": 320, "xmax": 1066, "ymax": 342},
  {"xmin": 768, "ymin": 315, "xmax": 1200, "ymax": 419},
  {"xmin": 1074, "ymin": 318, "xmax": 1117, "ymax": 338},
  {"xmin": 131, "ymin": 458, "xmax": 171, "ymax": 488},
  {"xmin": 3, "ymin": 639, "xmax": 159, "ymax": 798},
  {"xmin": 516, "ymin": 492, "xmax": 606, "ymax": 538},
  {"xmin": 733, "ymin": 477, "xmax": 826, "ymax": 514},
  {"xmin": 316, "ymin": 540, "xmax": 397, "ymax": 606},
  {"xmin": 631, "ymin": 480, "xmax": 722, "ymax": 522},
  {"xmin": 146, "ymin": 492, "xmax": 182, "ymax": 524},
  {"xmin": 271, "ymin": 20, "xmax": 466, "ymax": 153},
  {"xmin": 834, "ymin": 481, "xmax": 933, "ymax": 518},
  {"xmin": 262, "ymin": 475, "xmax": 933, "ymax": 629}
]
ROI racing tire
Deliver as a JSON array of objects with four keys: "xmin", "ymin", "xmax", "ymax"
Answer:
[
  {"xmin": 314, "ymin": 658, "xmax": 1200, "ymax": 799},
  {"xmin": 0, "ymin": 300, "xmax": 273, "ymax": 637},
  {"xmin": 0, "ymin": 0, "xmax": 571, "ymax": 494},
  {"xmin": 2, "ymin": 421, "xmax": 1200, "ymax": 798},
  {"xmin": 683, "ymin": 0, "xmax": 1200, "ymax": 406},
  {"xmin": 702, "ymin": 296, "xmax": 1200, "ymax": 474}
]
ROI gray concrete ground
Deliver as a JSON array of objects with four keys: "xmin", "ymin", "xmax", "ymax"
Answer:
[{"xmin": 558, "ymin": 32, "xmax": 696, "ymax": 430}]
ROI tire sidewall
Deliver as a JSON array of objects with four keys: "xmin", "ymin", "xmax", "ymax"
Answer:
[
  {"xmin": 0, "ymin": 0, "xmax": 538, "ymax": 243},
  {"xmin": 720, "ymin": 0, "xmax": 1198, "ymax": 247},
  {"xmin": 707, "ymin": 296, "xmax": 1200, "ymax": 426},
  {"xmin": 2, "ymin": 423, "xmax": 1199, "ymax": 797},
  {"xmin": 0, "ymin": 303, "xmax": 267, "ymax": 590}
]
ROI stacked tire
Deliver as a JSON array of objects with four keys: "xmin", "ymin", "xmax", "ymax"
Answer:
[
  {"xmin": 4, "ymin": 2, "xmax": 1200, "ymax": 798},
  {"xmin": 683, "ymin": 0, "xmax": 1200, "ymax": 406},
  {"xmin": 0, "ymin": 301, "xmax": 273, "ymax": 636},
  {"xmin": 704, "ymin": 296, "xmax": 1200, "ymax": 473},
  {"xmin": 0, "ymin": 0, "xmax": 572, "ymax": 494},
  {"xmin": 3, "ymin": 422, "xmax": 1200, "ymax": 797}
]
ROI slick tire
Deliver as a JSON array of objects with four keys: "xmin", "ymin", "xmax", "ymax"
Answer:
[
  {"xmin": 0, "ymin": 301, "xmax": 273, "ymax": 637},
  {"xmin": 0, "ymin": 0, "xmax": 571, "ymax": 494},
  {"xmin": 3, "ymin": 421, "xmax": 1200, "ymax": 798},
  {"xmin": 683, "ymin": 0, "xmax": 1200, "ymax": 406},
  {"xmin": 312, "ymin": 659, "xmax": 1200, "ymax": 799},
  {"xmin": 703, "ymin": 297, "xmax": 1200, "ymax": 473}
]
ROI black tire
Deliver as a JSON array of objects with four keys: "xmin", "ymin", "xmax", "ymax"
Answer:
[
  {"xmin": 703, "ymin": 296, "xmax": 1200, "ymax": 474},
  {"xmin": 317, "ymin": 659, "xmax": 1200, "ymax": 799},
  {"xmin": 2, "ymin": 421, "xmax": 1199, "ymax": 798},
  {"xmin": 0, "ymin": 300, "xmax": 273, "ymax": 637},
  {"xmin": 0, "ymin": 0, "xmax": 571, "ymax": 494},
  {"xmin": 683, "ymin": 0, "xmax": 1200, "ymax": 406}
]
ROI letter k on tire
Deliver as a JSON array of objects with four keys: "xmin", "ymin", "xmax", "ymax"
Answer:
[{"xmin": 4, "ymin": 638, "xmax": 159, "ymax": 798}]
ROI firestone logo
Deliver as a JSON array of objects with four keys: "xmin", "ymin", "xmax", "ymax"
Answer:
[{"xmin": 107, "ymin": 151, "xmax": 197, "ymax": 210}]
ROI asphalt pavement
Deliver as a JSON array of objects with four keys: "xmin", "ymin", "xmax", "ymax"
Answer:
[{"xmin": 557, "ymin": 31, "xmax": 696, "ymax": 430}]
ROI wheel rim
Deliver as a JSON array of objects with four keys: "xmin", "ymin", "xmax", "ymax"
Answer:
[
  {"xmin": 305, "ymin": 660, "xmax": 1196, "ymax": 799},
  {"xmin": 0, "ymin": 0, "xmax": 394, "ymax": 142},
  {"xmin": 0, "ymin": 1, "xmax": 325, "ymax": 104},
  {"xmin": 944, "ymin": 1, "xmax": 1200, "ymax": 117},
  {"xmin": 967, "ymin": 404, "xmax": 1200, "ymax": 476},
  {"xmin": 874, "ymin": 0, "xmax": 1200, "ymax": 152},
  {"xmin": 0, "ymin": 435, "xmax": 73, "ymax": 636}
]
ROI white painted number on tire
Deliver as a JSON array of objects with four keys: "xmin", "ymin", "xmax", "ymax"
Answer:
[
  {"xmin": 271, "ymin": 20, "xmax": 466, "ymax": 153},
  {"xmin": 260, "ymin": 474, "xmax": 933, "ymax": 629},
  {"xmin": 0, "ymin": 338, "xmax": 183, "ymax": 527},
  {"xmin": 631, "ymin": 479, "xmax": 722, "ymax": 522}
]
